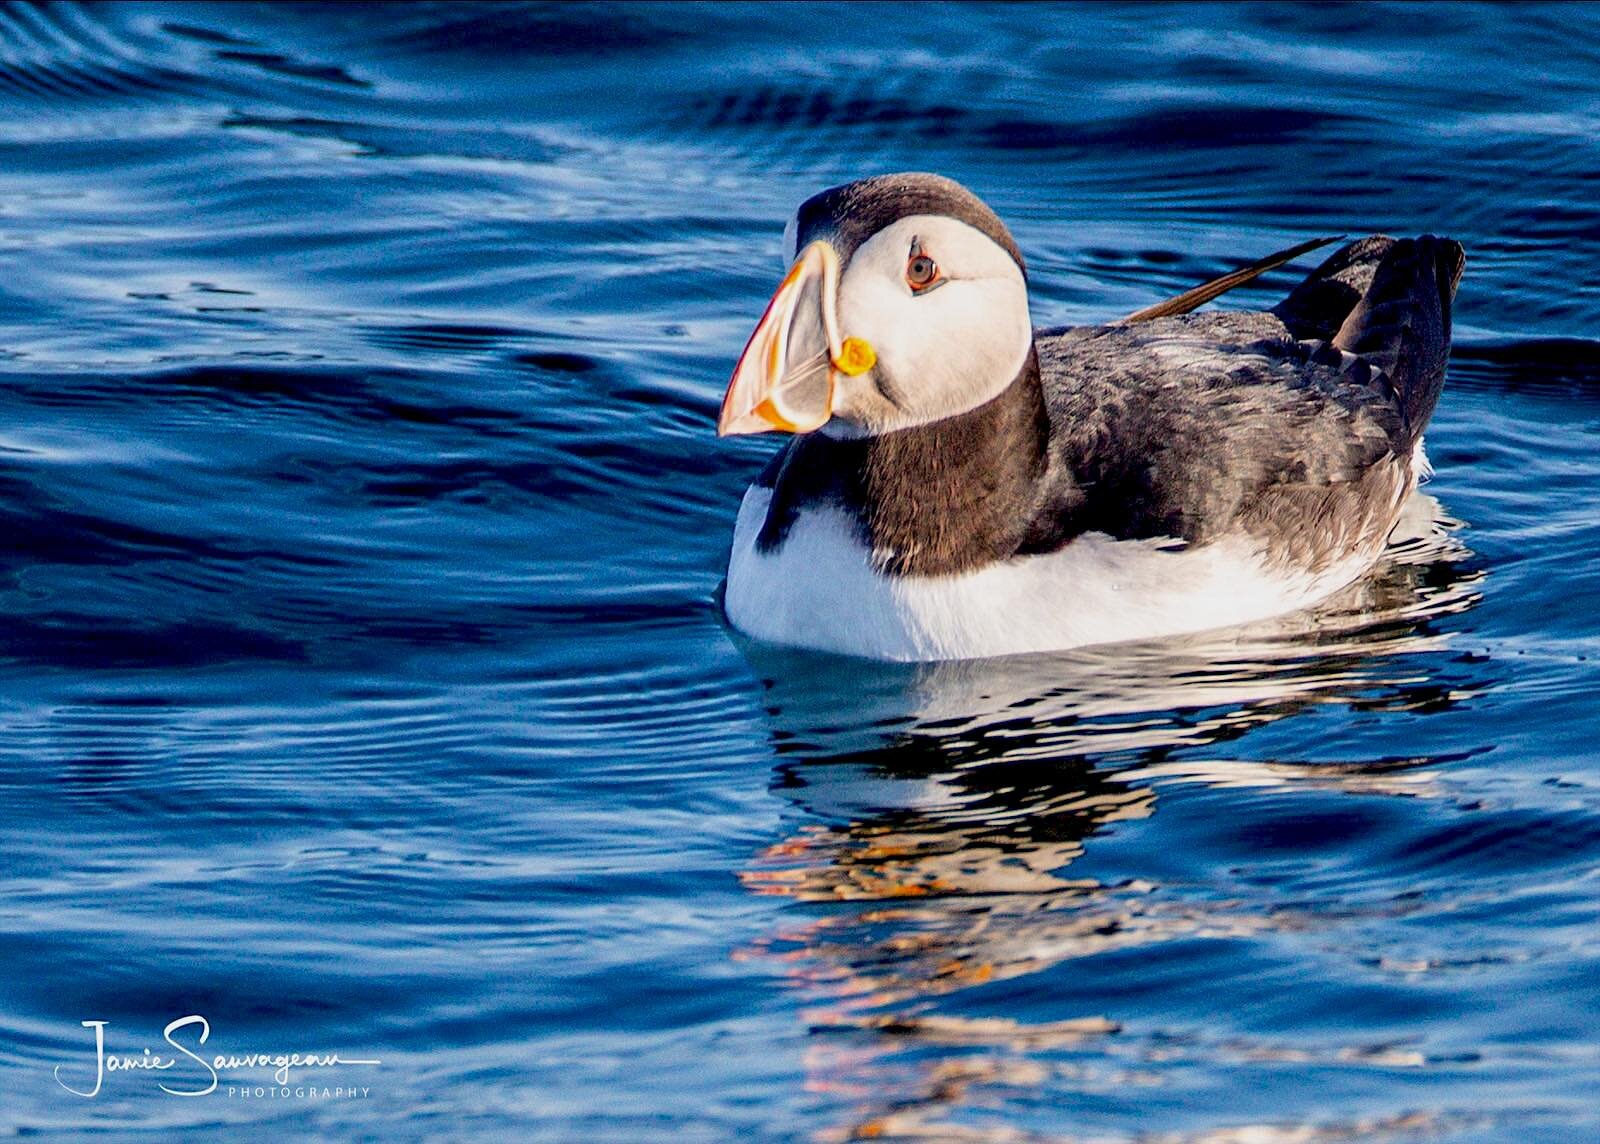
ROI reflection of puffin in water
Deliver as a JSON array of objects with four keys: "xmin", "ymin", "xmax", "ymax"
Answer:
[
  {"xmin": 719, "ymin": 173, "xmax": 1465, "ymax": 661},
  {"xmin": 733, "ymin": 526, "xmax": 1481, "ymax": 1140}
]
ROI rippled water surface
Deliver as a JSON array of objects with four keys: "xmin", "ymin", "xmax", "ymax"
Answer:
[{"xmin": 2, "ymin": 2, "xmax": 1597, "ymax": 1139}]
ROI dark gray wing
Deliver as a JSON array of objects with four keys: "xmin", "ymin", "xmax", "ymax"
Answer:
[
  {"xmin": 1026, "ymin": 312, "xmax": 1410, "ymax": 572},
  {"xmin": 1024, "ymin": 233, "xmax": 1463, "ymax": 571},
  {"xmin": 1277, "ymin": 233, "xmax": 1463, "ymax": 438},
  {"xmin": 1330, "ymin": 235, "xmax": 1463, "ymax": 439}
]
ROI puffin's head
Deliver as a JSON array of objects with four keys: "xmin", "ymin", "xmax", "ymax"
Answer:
[{"xmin": 718, "ymin": 173, "xmax": 1032, "ymax": 438}]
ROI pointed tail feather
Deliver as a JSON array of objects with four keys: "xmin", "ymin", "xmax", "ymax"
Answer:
[{"xmin": 1117, "ymin": 234, "xmax": 1345, "ymax": 324}]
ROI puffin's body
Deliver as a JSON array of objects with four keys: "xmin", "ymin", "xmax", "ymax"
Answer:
[{"xmin": 717, "ymin": 174, "xmax": 1464, "ymax": 662}]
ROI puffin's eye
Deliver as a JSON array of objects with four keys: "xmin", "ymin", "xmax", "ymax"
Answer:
[{"xmin": 905, "ymin": 241, "xmax": 942, "ymax": 293}]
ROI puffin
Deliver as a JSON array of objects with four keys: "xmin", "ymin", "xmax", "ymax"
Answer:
[{"xmin": 717, "ymin": 173, "xmax": 1464, "ymax": 662}]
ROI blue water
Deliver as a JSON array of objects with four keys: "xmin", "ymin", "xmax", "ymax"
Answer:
[{"xmin": 1, "ymin": 2, "xmax": 1597, "ymax": 1139}]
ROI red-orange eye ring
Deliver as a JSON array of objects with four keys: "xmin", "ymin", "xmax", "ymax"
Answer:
[{"xmin": 906, "ymin": 239, "xmax": 942, "ymax": 293}]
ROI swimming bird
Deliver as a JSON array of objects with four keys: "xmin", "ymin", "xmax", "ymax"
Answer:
[{"xmin": 717, "ymin": 173, "xmax": 1464, "ymax": 661}]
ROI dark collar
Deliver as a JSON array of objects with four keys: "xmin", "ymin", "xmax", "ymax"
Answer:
[{"xmin": 756, "ymin": 347, "xmax": 1051, "ymax": 576}]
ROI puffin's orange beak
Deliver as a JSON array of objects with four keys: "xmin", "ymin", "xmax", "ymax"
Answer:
[{"xmin": 719, "ymin": 240, "xmax": 861, "ymax": 436}]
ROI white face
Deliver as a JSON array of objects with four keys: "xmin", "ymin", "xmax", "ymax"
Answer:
[
  {"xmin": 718, "ymin": 208, "xmax": 1033, "ymax": 440},
  {"xmin": 826, "ymin": 214, "xmax": 1032, "ymax": 435}
]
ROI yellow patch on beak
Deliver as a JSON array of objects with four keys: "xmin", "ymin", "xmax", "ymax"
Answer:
[{"xmin": 833, "ymin": 336, "xmax": 876, "ymax": 376}]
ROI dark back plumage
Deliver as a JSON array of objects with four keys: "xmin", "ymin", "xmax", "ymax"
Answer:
[{"xmin": 1024, "ymin": 234, "xmax": 1462, "ymax": 569}]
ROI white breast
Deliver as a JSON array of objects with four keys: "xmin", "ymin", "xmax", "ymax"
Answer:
[{"xmin": 723, "ymin": 486, "xmax": 1384, "ymax": 662}]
